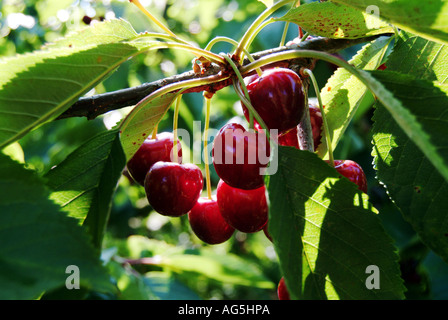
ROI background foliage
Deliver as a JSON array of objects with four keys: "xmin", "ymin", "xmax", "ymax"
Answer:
[{"xmin": 1, "ymin": 0, "xmax": 448, "ymax": 300}]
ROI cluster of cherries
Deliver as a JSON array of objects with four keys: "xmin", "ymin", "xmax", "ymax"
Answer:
[{"xmin": 126, "ymin": 66, "xmax": 368, "ymax": 299}]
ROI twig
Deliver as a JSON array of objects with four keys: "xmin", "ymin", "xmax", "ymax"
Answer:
[{"xmin": 57, "ymin": 35, "xmax": 386, "ymax": 120}]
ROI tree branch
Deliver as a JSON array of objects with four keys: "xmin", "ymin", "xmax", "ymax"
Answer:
[{"xmin": 58, "ymin": 35, "xmax": 387, "ymax": 120}]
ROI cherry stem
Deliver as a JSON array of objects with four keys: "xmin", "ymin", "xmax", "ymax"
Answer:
[
  {"xmin": 119, "ymin": 75, "xmax": 227, "ymax": 147},
  {"xmin": 234, "ymin": 0, "xmax": 295, "ymax": 60},
  {"xmin": 233, "ymin": 79, "xmax": 272, "ymax": 144},
  {"xmin": 130, "ymin": 0, "xmax": 177, "ymax": 38},
  {"xmin": 221, "ymin": 54, "xmax": 265, "ymax": 134},
  {"xmin": 203, "ymin": 93, "xmax": 213, "ymax": 200},
  {"xmin": 303, "ymin": 68, "xmax": 334, "ymax": 166},
  {"xmin": 205, "ymin": 36, "xmax": 238, "ymax": 51},
  {"xmin": 279, "ymin": 0, "xmax": 301, "ymax": 46},
  {"xmin": 132, "ymin": 32, "xmax": 193, "ymax": 46},
  {"xmin": 300, "ymin": 31, "xmax": 309, "ymax": 42},
  {"xmin": 279, "ymin": 22, "xmax": 290, "ymax": 47},
  {"xmin": 205, "ymin": 37, "xmax": 262, "ymax": 76},
  {"xmin": 152, "ymin": 124, "xmax": 158, "ymax": 139},
  {"xmin": 131, "ymin": 37, "xmax": 226, "ymax": 66},
  {"xmin": 172, "ymin": 94, "xmax": 182, "ymax": 164},
  {"xmin": 241, "ymin": 19, "xmax": 275, "ymax": 58},
  {"xmin": 297, "ymin": 84, "xmax": 314, "ymax": 152}
]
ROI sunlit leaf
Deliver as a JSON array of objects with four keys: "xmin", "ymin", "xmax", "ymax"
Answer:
[
  {"xmin": 266, "ymin": 146, "xmax": 405, "ymax": 299},
  {"xmin": 332, "ymin": 0, "xmax": 448, "ymax": 45},
  {"xmin": 317, "ymin": 36, "xmax": 391, "ymax": 159},
  {"xmin": 276, "ymin": 1, "xmax": 394, "ymax": 39},
  {"xmin": 0, "ymin": 19, "xmax": 160, "ymax": 149}
]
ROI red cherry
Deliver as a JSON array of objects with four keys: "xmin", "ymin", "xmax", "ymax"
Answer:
[
  {"xmin": 277, "ymin": 104, "xmax": 323, "ymax": 151},
  {"xmin": 216, "ymin": 180, "xmax": 268, "ymax": 233},
  {"xmin": 277, "ymin": 277, "xmax": 290, "ymax": 300},
  {"xmin": 331, "ymin": 160, "xmax": 368, "ymax": 193},
  {"xmin": 144, "ymin": 161, "xmax": 203, "ymax": 217},
  {"xmin": 309, "ymin": 104, "xmax": 323, "ymax": 151},
  {"xmin": 378, "ymin": 63, "xmax": 387, "ymax": 70},
  {"xmin": 242, "ymin": 68, "xmax": 306, "ymax": 134},
  {"xmin": 212, "ymin": 123, "xmax": 270, "ymax": 190},
  {"xmin": 278, "ymin": 127, "xmax": 299, "ymax": 149},
  {"xmin": 127, "ymin": 132, "xmax": 182, "ymax": 186},
  {"xmin": 188, "ymin": 197, "xmax": 235, "ymax": 245}
]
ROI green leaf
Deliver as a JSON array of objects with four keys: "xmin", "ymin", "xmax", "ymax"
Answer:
[
  {"xmin": 143, "ymin": 272, "xmax": 201, "ymax": 300},
  {"xmin": 1, "ymin": 141, "xmax": 24, "ymax": 164},
  {"xmin": 275, "ymin": 1, "xmax": 394, "ymax": 39},
  {"xmin": 332, "ymin": 0, "xmax": 448, "ymax": 45},
  {"xmin": 0, "ymin": 153, "xmax": 116, "ymax": 299},
  {"xmin": 107, "ymin": 261, "xmax": 158, "ymax": 300},
  {"xmin": 372, "ymin": 32, "xmax": 448, "ymax": 263},
  {"xmin": 119, "ymin": 91, "xmax": 180, "ymax": 161},
  {"xmin": 367, "ymin": 70, "xmax": 448, "ymax": 182},
  {"xmin": 266, "ymin": 146, "xmax": 404, "ymax": 300},
  {"xmin": 159, "ymin": 254, "xmax": 273, "ymax": 289},
  {"xmin": 44, "ymin": 128, "xmax": 126, "ymax": 250},
  {"xmin": 106, "ymin": 259, "xmax": 201, "ymax": 300},
  {"xmin": 385, "ymin": 32, "xmax": 448, "ymax": 82},
  {"xmin": 317, "ymin": 36, "xmax": 392, "ymax": 159},
  {"xmin": 0, "ymin": 19, "xmax": 160, "ymax": 149},
  {"xmin": 123, "ymin": 236, "xmax": 274, "ymax": 289}
]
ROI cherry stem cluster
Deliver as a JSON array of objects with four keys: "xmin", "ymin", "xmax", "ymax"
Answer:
[
  {"xmin": 221, "ymin": 54, "xmax": 271, "ymax": 141},
  {"xmin": 234, "ymin": 0, "xmax": 295, "ymax": 60}
]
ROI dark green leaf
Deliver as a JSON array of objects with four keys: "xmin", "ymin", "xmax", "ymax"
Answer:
[
  {"xmin": 122, "ymin": 236, "xmax": 274, "ymax": 289},
  {"xmin": 372, "ymin": 32, "xmax": 448, "ymax": 263},
  {"xmin": 369, "ymin": 70, "xmax": 448, "ymax": 182},
  {"xmin": 44, "ymin": 128, "xmax": 126, "ymax": 251},
  {"xmin": 266, "ymin": 146, "xmax": 404, "ymax": 299},
  {"xmin": 0, "ymin": 153, "xmax": 115, "ymax": 299},
  {"xmin": 143, "ymin": 272, "xmax": 201, "ymax": 300}
]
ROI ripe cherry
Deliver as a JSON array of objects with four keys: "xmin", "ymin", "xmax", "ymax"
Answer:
[
  {"xmin": 127, "ymin": 132, "xmax": 182, "ymax": 186},
  {"xmin": 309, "ymin": 104, "xmax": 323, "ymax": 151},
  {"xmin": 212, "ymin": 123, "xmax": 270, "ymax": 190},
  {"xmin": 188, "ymin": 196, "xmax": 235, "ymax": 245},
  {"xmin": 242, "ymin": 67, "xmax": 306, "ymax": 134},
  {"xmin": 331, "ymin": 160, "xmax": 368, "ymax": 193},
  {"xmin": 144, "ymin": 161, "xmax": 203, "ymax": 217},
  {"xmin": 216, "ymin": 179, "xmax": 268, "ymax": 233},
  {"xmin": 378, "ymin": 63, "xmax": 387, "ymax": 70},
  {"xmin": 277, "ymin": 104, "xmax": 322, "ymax": 151},
  {"xmin": 278, "ymin": 127, "xmax": 299, "ymax": 149},
  {"xmin": 277, "ymin": 277, "xmax": 290, "ymax": 300}
]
